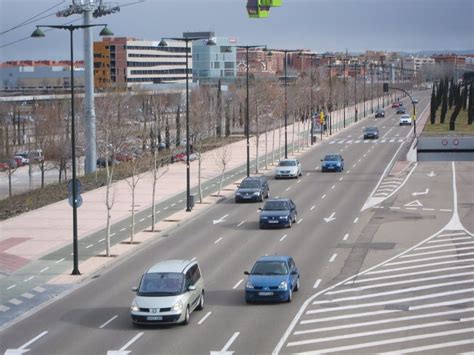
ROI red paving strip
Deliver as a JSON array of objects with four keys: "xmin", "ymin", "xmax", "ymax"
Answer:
[
  {"xmin": 0, "ymin": 237, "xmax": 30, "ymax": 252},
  {"xmin": 0, "ymin": 252, "xmax": 30, "ymax": 274}
]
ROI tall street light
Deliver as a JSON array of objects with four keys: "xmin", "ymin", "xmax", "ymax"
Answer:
[
  {"xmin": 31, "ymin": 23, "xmax": 113, "ymax": 275},
  {"xmin": 159, "ymin": 36, "xmax": 215, "ymax": 212}
]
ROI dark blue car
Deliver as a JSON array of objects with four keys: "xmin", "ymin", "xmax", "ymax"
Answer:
[
  {"xmin": 321, "ymin": 154, "xmax": 344, "ymax": 172},
  {"xmin": 259, "ymin": 199, "xmax": 297, "ymax": 229},
  {"xmin": 244, "ymin": 255, "xmax": 300, "ymax": 303}
]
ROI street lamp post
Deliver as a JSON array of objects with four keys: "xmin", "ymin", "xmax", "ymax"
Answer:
[
  {"xmin": 354, "ymin": 62, "xmax": 358, "ymax": 122},
  {"xmin": 159, "ymin": 36, "xmax": 215, "ymax": 212},
  {"xmin": 343, "ymin": 54, "xmax": 347, "ymax": 128},
  {"xmin": 328, "ymin": 56, "xmax": 333, "ymax": 136},
  {"xmin": 31, "ymin": 24, "xmax": 113, "ymax": 275},
  {"xmin": 363, "ymin": 61, "xmax": 367, "ymax": 117}
]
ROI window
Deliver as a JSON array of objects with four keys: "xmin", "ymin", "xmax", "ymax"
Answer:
[
  {"xmin": 185, "ymin": 270, "xmax": 193, "ymax": 288},
  {"xmin": 190, "ymin": 264, "xmax": 201, "ymax": 284},
  {"xmin": 224, "ymin": 62, "xmax": 234, "ymax": 69}
]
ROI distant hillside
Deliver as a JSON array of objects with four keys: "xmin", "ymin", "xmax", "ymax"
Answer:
[{"xmin": 400, "ymin": 49, "xmax": 474, "ymax": 56}]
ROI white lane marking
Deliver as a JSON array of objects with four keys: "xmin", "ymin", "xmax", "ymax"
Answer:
[
  {"xmin": 0, "ymin": 305, "xmax": 10, "ymax": 312},
  {"xmin": 99, "ymin": 315, "xmax": 118, "ymax": 329},
  {"xmin": 389, "ymin": 206, "xmax": 401, "ymax": 210},
  {"xmin": 301, "ymin": 310, "xmax": 397, "ymax": 325},
  {"xmin": 321, "ymin": 194, "xmax": 326, "ymax": 199},
  {"xmin": 40, "ymin": 267, "xmax": 49, "ymax": 273},
  {"xmin": 405, "ymin": 207, "xmax": 418, "ymax": 210},
  {"xmin": 164, "ymin": 206, "xmax": 169, "ymax": 210},
  {"xmin": 312, "ymin": 284, "xmax": 474, "ymax": 306},
  {"xmin": 386, "ymin": 252, "xmax": 474, "ymax": 266},
  {"xmin": 401, "ymin": 246, "xmax": 474, "ymax": 258},
  {"xmin": 55, "ymin": 258, "xmax": 65, "ymax": 264},
  {"xmin": 120, "ymin": 228, "xmax": 126, "ymax": 232},
  {"xmin": 367, "ymin": 258, "xmax": 474, "ymax": 274},
  {"xmin": 98, "ymin": 238, "xmax": 105, "ymax": 243},
  {"xmin": 110, "ymin": 232, "xmax": 116, "ymax": 237},
  {"xmin": 358, "ymin": 158, "xmax": 362, "ymax": 162},
  {"xmin": 363, "ymin": 153, "xmax": 367, "ymax": 157},
  {"xmin": 7, "ymin": 284, "xmax": 16, "ymax": 290},
  {"xmin": 297, "ymin": 180, "xmax": 302, "ymax": 184},
  {"xmin": 428, "ymin": 236, "xmax": 471, "ymax": 243},
  {"xmin": 139, "ymin": 218, "xmax": 145, "ymax": 222},
  {"xmin": 352, "ymin": 164, "xmax": 357, "ymax": 168},
  {"xmin": 416, "ymin": 241, "xmax": 474, "ymax": 250},
  {"xmin": 85, "ymin": 244, "xmax": 94, "ymax": 249},
  {"xmin": 437, "ymin": 231, "xmax": 467, "ymax": 237},
  {"xmin": 354, "ymin": 264, "xmax": 474, "ymax": 283},
  {"xmin": 339, "ymin": 177, "xmax": 343, "ymax": 181},
  {"xmin": 310, "ymin": 205, "xmax": 315, "ymax": 211},
  {"xmin": 346, "ymin": 170, "xmax": 351, "ymax": 174},
  {"xmin": 9, "ymin": 298, "xmax": 22, "ymax": 305},
  {"xmin": 171, "ymin": 203, "xmax": 176, "ymax": 207},
  {"xmin": 306, "ymin": 172, "xmax": 310, "ymax": 176},
  {"xmin": 237, "ymin": 221, "xmax": 245, "ymax": 227},
  {"xmin": 331, "ymin": 185, "xmax": 335, "ymax": 189},
  {"xmin": 297, "ymin": 218, "xmax": 303, "ymax": 224},
  {"xmin": 313, "ymin": 279, "xmax": 322, "ymax": 289},
  {"xmin": 331, "ymin": 272, "xmax": 474, "ymax": 294},
  {"xmin": 353, "ymin": 217, "xmax": 359, "ymax": 224},
  {"xmin": 422, "ymin": 208, "xmax": 435, "ymax": 211},
  {"xmin": 295, "ymin": 308, "xmax": 474, "ymax": 335},
  {"xmin": 233, "ymin": 279, "xmax": 243, "ymax": 289},
  {"xmin": 220, "ymin": 332, "xmax": 240, "ymax": 353},
  {"xmin": 178, "ymin": 199, "xmax": 183, "ymax": 203},
  {"xmin": 214, "ymin": 237, "xmax": 223, "ymax": 244},
  {"xmin": 440, "ymin": 208, "xmax": 453, "ymax": 212},
  {"xmin": 329, "ymin": 254, "xmax": 337, "ymax": 263},
  {"xmin": 24, "ymin": 276, "xmax": 34, "ymax": 282},
  {"xmin": 285, "ymin": 187, "xmax": 291, "ymax": 191},
  {"xmin": 5, "ymin": 331, "xmax": 48, "ymax": 353},
  {"xmin": 112, "ymin": 332, "xmax": 144, "ymax": 353},
  {"xmin": 147, "ymin": 214, "xmax": 152, "ymax": 218},
  {"xmin": 198, "ymin": 311, "xmax": 212, "ymax": 325},
  {"xmin": 343, "ymin": 234, "xmax": 349, "ymax": 241},
  {"xmin": 280, "ymin": 234, "xmax": 288, "ymax": 242},
  {"xmin": 380, "ymin": 339, "xmax": 474, "ymax": 355},
  {"xmin": 290, "ymin": 327, "xmax": 474, "ymax": 353},
  {"xmin": 33, "ymin": 287, "xmax": 45, "ymax": 293}
]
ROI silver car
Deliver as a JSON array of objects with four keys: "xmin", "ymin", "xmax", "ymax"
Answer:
[
  {"xmin": 131, "ymin": 259, "xmax": 204, "ymax": 325},
  {"xmin": 275, "ymin": 159, "xmax": 302, "ymax": 179}
]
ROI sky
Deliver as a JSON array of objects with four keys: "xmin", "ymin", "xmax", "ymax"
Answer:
[{"xmin": 0, "ymin": 0, "xmax": 473, "ymax": 62}]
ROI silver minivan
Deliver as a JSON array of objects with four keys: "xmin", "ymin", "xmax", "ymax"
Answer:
[{"xmin": 130, "ymin": 259, "xmax": 204, "ymax": 325}]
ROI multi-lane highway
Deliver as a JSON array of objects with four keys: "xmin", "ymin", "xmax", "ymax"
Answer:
[{"xmin": 2, "ymin": 91, "xmax": 473, "ymax": 355}]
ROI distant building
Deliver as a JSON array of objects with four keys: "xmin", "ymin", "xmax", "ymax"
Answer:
[
  {"xmin": 185, "ymin": 32, "xmax": 237, "ymax": 83},
  {"xmin": 93, "ymin": 37, "xmax": 190, "ymax": 89},
  {"xmin": 0, "ymin": 60, "xmax": 84, "ymax": 91}
]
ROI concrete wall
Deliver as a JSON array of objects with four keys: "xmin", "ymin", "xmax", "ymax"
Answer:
[{"xmin": 417, "ymin": 136, "xmax": 474, "ymax": 161}]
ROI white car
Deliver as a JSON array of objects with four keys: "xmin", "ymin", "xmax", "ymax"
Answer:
[
  {"xmin": 275, "ymin": 159, "xmax": 302, "ymax": 179},
  {"xmin": 13, "ymin": 155, "xmax": 30, "ymax": 166},
  {"xmin": 399, "ymin": 114, "xmax": 412, "ymax": 126}
]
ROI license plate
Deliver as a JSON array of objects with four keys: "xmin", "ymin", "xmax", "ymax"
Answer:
[
  {"xmin": 268, "ymin": 220, "xmax": 279, "ymax": 223},
  {"xmin": 147, "ymin": 316, "xmax": 163, "ymax": 321},
  {"xmin": 243, "ymin": 196, "xmax": 251, "ymax": 199},
  {"xmin": 259, "ymin": 292, "xmax": 273, "ymax": 296}
]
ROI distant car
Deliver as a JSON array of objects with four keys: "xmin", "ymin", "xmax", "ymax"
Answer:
[
  {"xmin": 173, "ymin": 152, "xmax": 199, "ymax": 162},
  {"xmin": 398, "ymin": 101, "xmax": 403, "ymax": 106},
  {"xmin": 363, "ymin": 127, "xmax": 379, "ymax": 139},
  {"xmin": 412, "ymin": 97, "xmax": 419, "ymax": 104},
  {"xmin": 13, "ymin": 155, "xmax": 29, "ymax": 166},
  {"xmin": 97, "ymin": 157, "xmax": 118, "ymax": 168},
  {"xmin": 391, "ymin": 102, "xmax": 400, "ymax": 108},
  {"xmin": 396, "ymin": 107, "xmax": 406, "ymax": 114},
  {"xmin": 375, "ymin": 109, "xmax": 385, "ymax": 118},
  {"xmin": 399, "ymin": 114, "xmax": 412, "ymax": 126},
  {"xmin": 235, "ymin": 176, "xmax": 269, "ymax": 203},
  {"xmin": 275, "ymin": 159, "xmax": 302, "ymax": 179},
  {"xmin": 259, "ymin": 199, "xmax": 297, "ymax": 229},
  {"xmin": 321, "ymin": 154, "xmax": 344, "ymax": 172},
  {"xmin": 244, "ymin": 255, "xmax": 300, "ymax": 303},
  {"xmin": 130, "ymin": 259, "xmax": 204, "ymax": 325},
  {"xmin": 0, "ymin": 159, "xmax": 17, "ymax": 171}
]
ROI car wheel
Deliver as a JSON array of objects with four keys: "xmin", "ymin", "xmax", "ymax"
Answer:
[
  {"xmin": 299, "ymin": 171, "xmax": 302, "ymax": 177},
  {"xmin": 287, "ymin": 288, "xmax": 293, "ymax": 303},
  {"xmin": 235, "ymin": 198, "xmax": 239, "ymax": 203},
  {"xmin": 181, "ymin": 306, "xmax": 190, "ymax": 325},
  {"xmin": 245, "ymin": 297, "xmax": 252, "ymax": 304},
  {"xmin": 259, "ymin": 194, "xmax": 264, "ymax": 202},
  {"xmin": 295, "ymin": 277, "xmax": 300, "ymax": 291},
  {"xmin": 260, "ymin": 224, "xmax": 265, "ymax": 229},
  {"xmin": 266, "ymin": 190, "xmax": 270, "ymax": 199},
  {"xmin": 287, "ymin": 219, "xmax": 292, "ymax": 228},
  {"xmin": 196, "ymin": 292, "xmax": 204, "ymax": 311}
]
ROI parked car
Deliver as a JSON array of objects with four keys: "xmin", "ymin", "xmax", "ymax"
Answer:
[
  {"xmin": 130, "ymin": 259, "xmax": 204, "ymax": 325},
  {"xmin": 244, "ymin": 255, "xmax": 300, "ymax": 303},
  {"xmin": 275, "ymin": 159, "xmax": 302, "ymax": 179},
  {"xmin": 16, "ymin": 150, "xmax": 43, "ymax": 163},
  {"xmin": 13, "ymin": 155, "xmax": 29, "ymax": 166},
  {"xmin": 363, "ymin": 127, "xmax": 379, "ymax": 139},
  {"xmin": 374, "ymin": 109, "xmax": 385, "ymax": 118},
  {"xmin": 399, "ymin": 114, "xmax": 412, "ymax": 126},
  {"xmin": 97, "ymin": 157, "xmax": 118, "ymax": 168},
  {"xmin": 321, "ymin": 154, "xmax": 344, "ymax": 172},
  {"xmin": 173, "ymin": 152, "xmax": 199, "ymax": 162},
  {"xmin": 396, "ymin": 107, "xmax": 406, "ymax": 114},
  {"xmin": 259, "ymin": 198, "xmax": 297, "ymax": 229},
  {"xmin": 235, "ymin": 176, "xmax": 269, "ymax": 203}
]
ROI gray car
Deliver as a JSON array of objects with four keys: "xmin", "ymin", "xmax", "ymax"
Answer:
[
  {"xmin": 131, "ymin": 259, "xmax": 204, "ymax": 325},
  {"xmin": 235, "ymin": 176, "xmax": 269, "ymax": 202}
]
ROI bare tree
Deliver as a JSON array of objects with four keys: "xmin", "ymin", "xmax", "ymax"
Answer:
[
  {"xmin": 125, "ymin": 158, "xmax": 144, "ymax": 244},
  {"xmin": 214, "ymin": 144, "xmax": 231, "ymax": 197}
]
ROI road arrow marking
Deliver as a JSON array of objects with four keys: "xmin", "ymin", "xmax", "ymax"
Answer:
[
  {"xmin": 5, "ymin": 331, "xmax": 48, "ymax": 355},
  {"xmin": 210, "ymin": 332, "xmax": 240, "ymax": 355},
  {"xmin": 412, "ymin": 188, "xmax": 429, "ymax": 196},
  {"xmin": 213, "ymin": 214, "xmax": 229, "ymax": 225},
  {"xmin": 405, "ymin": 200, "xmax": 423, "ymax": 207},
  {"xmin": 324, "ymin": 212, "xmax": 336, "ymax": 223},
  {"xmin": 427, "ymin": 171, "xmax": 436, "ymax": 177},
  {"xmin": 107, "ymin": 332, "xmax": 143, "ymax": 355}
]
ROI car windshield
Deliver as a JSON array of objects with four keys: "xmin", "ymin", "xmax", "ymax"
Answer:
[
  {"xmin": 279, "ymin": 160, "xmax": 296, "ymax": 167},
  {"xmin": 365, "ymin": 127, "xmax": 377, "ymax": 132},
  {"xmin": 240, "ymin": 180, "xmax": 260, "ymax": 188},
  {"xmin": 251, "ymin": 261, "xmax": 289, "ymax": 275},
  {"xmin": 138, "ymin": 272, "xmax": 184, "ymax": 296},
  {"xmin": 263, "ymin": 201, "xmax": 289, "ymax": 211},
  {"xmin": 324, "ymin": 155, "xmax": 340, "ymax": 161}
]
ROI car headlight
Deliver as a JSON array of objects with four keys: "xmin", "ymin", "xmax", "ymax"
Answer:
[
  {"xmin": 337, "ymin": 163, "xmax": 341, "ymax": 166},
  {"xmin": 235, "ymin": 192, "xmax": 241, "ymax": 196},
  {"xmin": 279, "ymin": 215, "xmax": 288, "ymax": 219},
  {"xmin": 245, "ymin": 281, "xmax": 254, "ymax": 289},
  {"xmin": 131, "ymin": 301, "xmax": 139, "ymax": 312},
  {"xmin": 261, "ymin": 216, "xmax": 268, "ymax": 219},
  {"xmin": 172, "ymin": 300, "xmax": 183, "ymax": 312},
  {"xmin": 278, "ymin": 281, "xmax": 288, "ymax": 290},
  {"xmin": 253, "ymin": 191, "xmax": 260, "ymax": 196}
]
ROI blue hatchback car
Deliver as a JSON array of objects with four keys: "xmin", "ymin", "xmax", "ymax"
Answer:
[
  {"xmin": 321, "ymin": 154, "xmax": 344, "ymax": 172},
  {"xmin": 259, "ymin": 199, "xmax": 297, "ymax": 229},
  {"xmin": 244, "ymin": 256, "xmax": 300, "ymax": 303}
]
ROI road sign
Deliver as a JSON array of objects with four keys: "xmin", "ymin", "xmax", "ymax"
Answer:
[
  {"xmin": 453, "ymin": 138, "xmax": 459, "ymax": 146},
  {"xmin": 67, "ymin": 179, "xmax": 82, "ymax": 195},
  {"xmin": 442, "ymin": 139, "xmax": 448, "ymax": 146},
  {"xmin": 68, "ymin": 194, "xmax": 83, "ymax": 208}
]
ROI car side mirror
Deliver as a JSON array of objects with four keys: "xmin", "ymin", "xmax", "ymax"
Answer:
[
  {"xmin": 188, "ymin": 285, "xmax": 196, "ymax": 291},
  {"xmin": 320, "ymin": 159, "xmax": 323, "ymax": 162},
  {"xmin": 291, "ymin": 271, "xmax": 298, "ymax": 275},
  {"xmin": 341, "ymin": 159, "xmax": 344, "ymax": 161},
  {"xmin": 244, "ymin": 271, "xmax": 250, "ymax": 275},
  {"xmin": 258, "ymin": 207, "xmax": 262, "ymax": 210},
  {"xmin": 132, "ymin": 286, "xmax": 138, "ymax": 292}
]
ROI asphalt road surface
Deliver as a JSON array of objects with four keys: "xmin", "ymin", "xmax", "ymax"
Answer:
[{"xmin": 2, "ymin": 92, "xmax": 473, "ymax": 355}]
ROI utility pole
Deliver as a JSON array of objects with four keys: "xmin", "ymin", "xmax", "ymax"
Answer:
[
  {"xmin": 343, "ymin": 50, "xmax": 347, "ymax": 128},
  {"xmin": 370, "ymin": 63, "xmax": 374, "ymax": 114},
  {"xmin": 354, "ymin": 62, "xmax": 358, "ymax": 122}
]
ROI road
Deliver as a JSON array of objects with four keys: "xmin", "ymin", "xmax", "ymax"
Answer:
[{"xmin": 2, "ymin": 92, "xmax": 472, "ymax": 355}]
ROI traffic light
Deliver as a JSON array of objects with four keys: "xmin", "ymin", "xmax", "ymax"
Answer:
[{"xmin": 319, "ymin": 111, "xmax": 325, "ymax": 124}]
